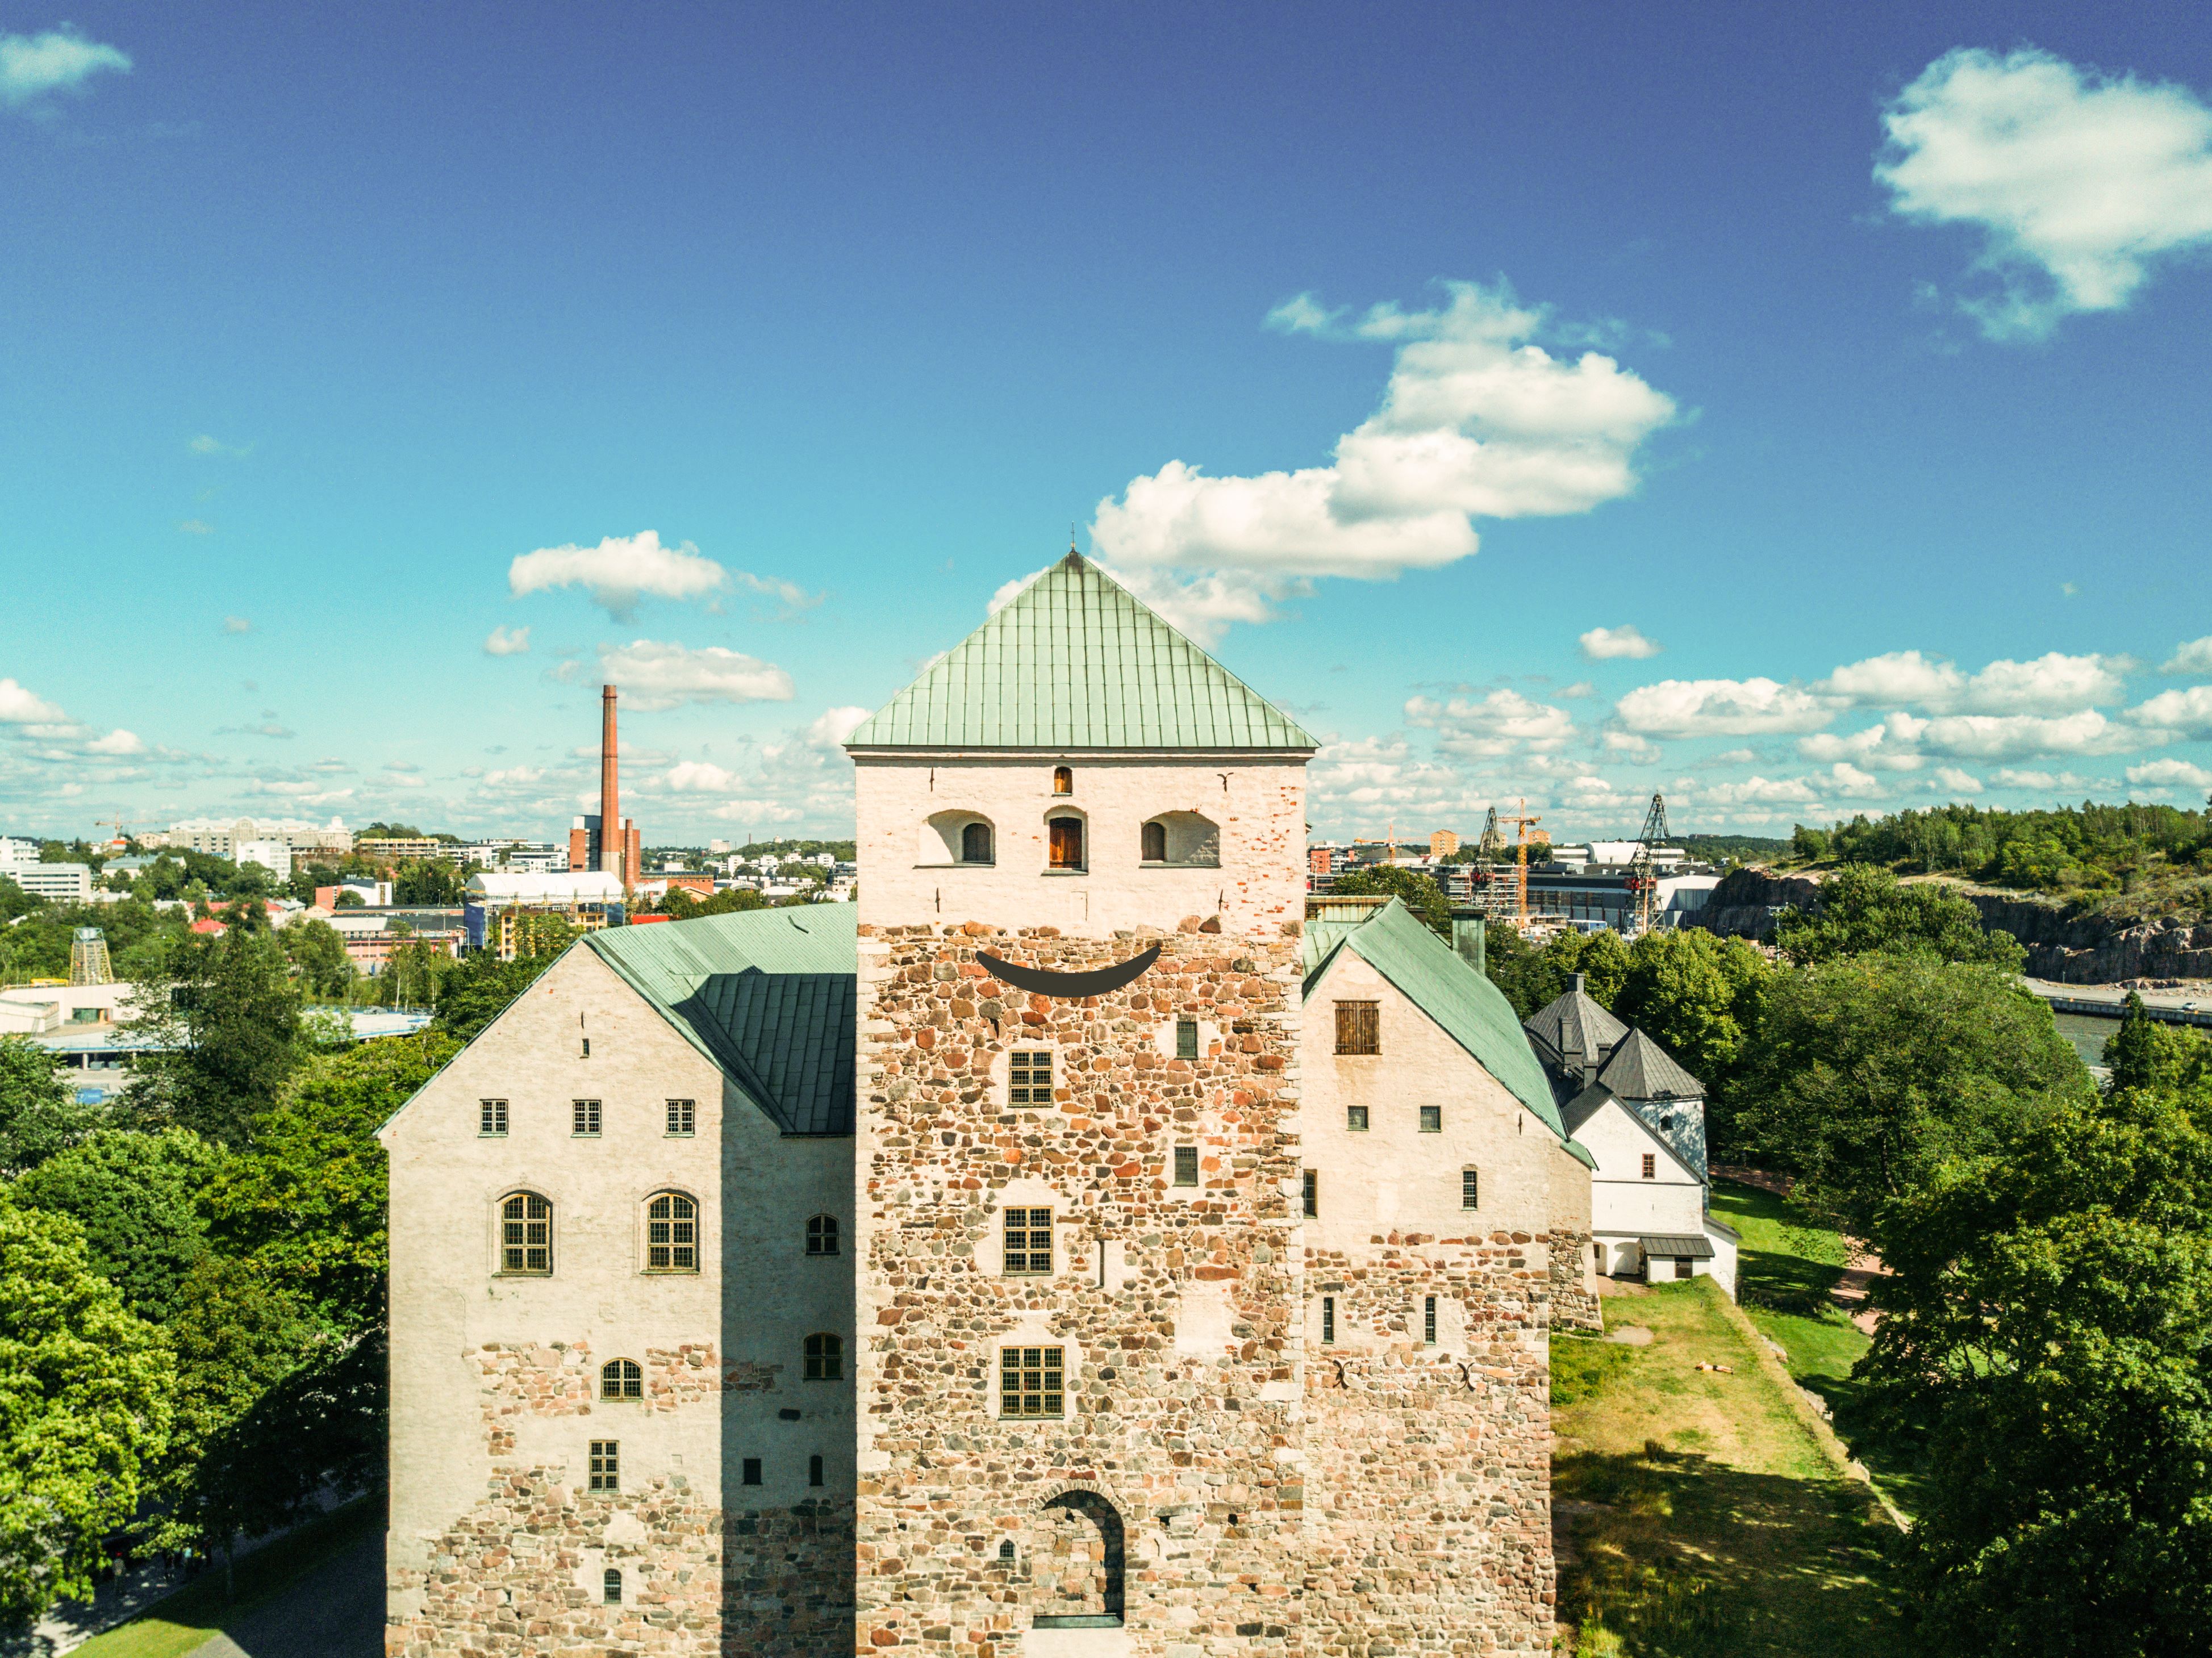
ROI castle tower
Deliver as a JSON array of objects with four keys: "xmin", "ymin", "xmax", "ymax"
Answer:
[{"xmin": 844, "ymin": 553, "xmax": 1317, "ymax": 1658}]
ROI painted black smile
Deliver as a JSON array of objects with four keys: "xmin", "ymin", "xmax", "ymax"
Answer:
[{"xmin": 975, "ymin": 945, "xmax": 1162, "ymax": 999}]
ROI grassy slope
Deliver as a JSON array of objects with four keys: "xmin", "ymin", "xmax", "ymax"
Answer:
[
  {"xmin": 1552, "ymin": 1279, "xmax": 1906, "ymax": 1657},
  {"xmin": 69, "ymin": 1498, "xmax": 381, "ymax": 1658}
]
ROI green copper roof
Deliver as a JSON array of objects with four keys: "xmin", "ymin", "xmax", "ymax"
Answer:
[
  {"xmin": 586, "ymin": 906, "xmax": 858, "ymax": 1135},
  {"xmin": 1304, "ymin": 899, "xmax": 1595, "ymax": 1169},
  {"xmin": 845, "ymin": 552, "xmax": 1320, "ymax": 751}
]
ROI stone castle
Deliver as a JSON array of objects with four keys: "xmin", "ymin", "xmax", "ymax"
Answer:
[{"xmin": 379, "ymin": 553, "xmax": 1598, "ymax": 1657}]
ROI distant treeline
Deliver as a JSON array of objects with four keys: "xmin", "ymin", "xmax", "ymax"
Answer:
[
  {"xmin": 1791, "ymin": 801, "xmax": 2212, "ymax": 895},
  {"xmin": 1675, "ymin": 833, "xmax": 1792, "ymax": 863}
]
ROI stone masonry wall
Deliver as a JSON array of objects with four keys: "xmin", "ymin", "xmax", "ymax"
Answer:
[
  {"xmin": 853, "ymin": 921, "xmax": 1307, "ymax": 1658},
  {"xmin": 1303, "ymin": 1246, "xmax": 1558, "ymax": 1657},
  {"xmin": 1547, "ymin": 1225, "xmax": 1601, "ymax": 1334}
]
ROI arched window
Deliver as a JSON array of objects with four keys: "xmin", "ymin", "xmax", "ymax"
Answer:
[
  {"xmin": 807, "ymin": 1214, "xmax": 840, "ymax": 1256},
  {"xmin": 645, "ymin": 1191, "xmax": 698, "ymax": 1272},
  {"xmin": 499, "ymin": 1191, "xmax": 552, "ymax": 1275},
  {"xmin": 1051, "ymin": 766, "xmax": 1073, "ymax": 795},
  {"xmin": 1141, "ymin": 821, "xmax": 1167, "ymax": 862},
  {"xmin": 961, "ymin": 821, "xmax": 992, "ymax": 863},
  {"xmin": 804, "ymin": 1333, "xmax": 844, "ymax": 1381},
  {"xmin": 1140, "ymin": 811, "xmax": 1220, "ymax": 868},
  {"xmin": 603, "ymin": 1568, "xmax": 622, "ymax": 1605},
  {"xmin": 601, "ymin": 1358, "xmax": 642, "ymax": 1400},
  {"xmin": 1047, "ymin": 815, "xmax": 1084, "ymax": 870}
]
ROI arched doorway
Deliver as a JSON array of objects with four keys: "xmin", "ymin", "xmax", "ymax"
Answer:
[{"xmin": 1031, "ymin": 1488, "xmax": 1125, "ymax": 1628}]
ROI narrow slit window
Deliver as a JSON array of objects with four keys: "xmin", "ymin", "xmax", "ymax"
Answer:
[
  {"xmin": 600, "ymin": 1358, "xmax": 642, "ymax": 1400},
  {"xmin": 603, "ymin": 1568, "xmax": 621, "ymax": 1605},
  {"xmin": 1321, "ymin": 1296, "xmax": 1335, "ymax": 1344},
  {"xmin": 1346, "ymin": 1105, "xmax": 1368, "ymax": 1132},
  {"xmin": 1334, "ymin": 1001, "xmax": 1379, "ymax": 1055},
  {"xmin": 1000, "ymin": 1345, "xmax": 1065, "ymax": 1418},
  {"xmin": 807, "ymin": 1214, "xmax": 840, "ymax": 1256},
  {"xmin": 1424, "ymin": 1296, "xmax": 1437, "ymax": 1345},
  {"xmin": 1462, "ymin": 1168, "xmax": 1480, "ymax": 1210},
  {"xmin": 1303, "ymin": 1170, "xmax": 1318, "ymax": 1217},
  {"xmin": 572, "ymin": 1097, "xmax": 602, "ymax": 1137},
  {"xmin": 479, "ymin": 1099, "xmax": 508, "ymax": 1137},
  {"xmin": 1419, "ymin": 1104, "xmax": 1442, "ymax": 1133},
  {"xmin": 645, "ymin": 1191, "xmax": 698, "ymax": 1272},
  {"xmin": 809, "ymin": 1454, "xmax": 824, "ymax": 1487},
  {"xmin": 1641, "ymin": 1153, "xmax": 1656, "ymax": 1180},
  {"xmin": 500, "ymin": 1192, "xmax": 552, "ymax": 1275},
  {"xmin": 1175, "ymin": 1017, "xmax": 1199, "ymax": 1059},
  {"xmin": 581, "ymin": 1037, "xmax": 590, "ymax": 1058},
  {"xmin": 588, "ymin": 1439, "xmax": 618, "ymax": 1492},
  {"xmin": 1009, "ymin": 1049, "xmax": 1053, "ymax": 1106},
  {"xmin": 1003, "ymin": 1207, "xmax": 1053, "ymax": 1275},
  {"xmin": 742, "ymin": 1457, "xmax": 762, "ymax": 1486},
  {"xmin": 1172, "ymin": 1145, "xmax": 1199, "ymax": 1187},
  {"xmin": 803, "ymin": 1333, "xmax": 843, "ymax": 1381},
  {"xmin": 665, "ymin": 1098, "xmax": 695, "ymax": 1136}
]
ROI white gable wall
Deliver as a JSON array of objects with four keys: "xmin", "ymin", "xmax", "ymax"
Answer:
[{"xmin": 1575, "ymin": 1095, "xmax": 1735, "ymax": 1295}]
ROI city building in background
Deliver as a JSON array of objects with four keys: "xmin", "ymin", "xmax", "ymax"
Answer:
[
  {"xmin": 462, "ymin": 871, "xmax": 625, "ymax": 959},
  {"xmin": 164, "ymin": 816, "xmax": 354, "ymax": 858}
]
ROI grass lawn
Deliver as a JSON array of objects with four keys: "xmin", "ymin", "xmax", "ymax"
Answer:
[
  {"xmin": 69, "ymin": 1497, "xmax": 381, "ymax": 1658},
  {"xmin": 1710, "ymin": 1181, "xmax": 1925, "ymax": 1515},
  {"xmin": 1552, "ymin": 1277, "xmax": 1907, "ymax": 1656}
]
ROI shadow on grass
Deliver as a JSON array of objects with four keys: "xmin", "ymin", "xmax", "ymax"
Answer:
[{"xmin": 1556, "ymin": 1445, "xmax": 1908, "ymax": 1658}]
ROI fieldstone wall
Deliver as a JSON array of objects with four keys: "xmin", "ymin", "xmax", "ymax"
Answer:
[
  {"xmin": 1303, "ymin": 1246, "xmax": 1558, "ymax": 1657},
  {"xmin": 1547, "ymin": 1225, "xmax": 1601, "ymax": 1333},
  {"xmin": 853, "ymin": 921, "xmax": 1307, "ymax": 1658}
]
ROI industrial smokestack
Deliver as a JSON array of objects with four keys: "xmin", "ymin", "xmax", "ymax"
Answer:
[{"xmin": 599, "ymin": 684, "xmax": 621, "ymax": 884}]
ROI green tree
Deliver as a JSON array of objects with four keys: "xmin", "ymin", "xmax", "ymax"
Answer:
[
  {"xmin": 279, "ymin": 916, "xmax": 355, "ymax": 999},
  {"xmin": 1773, "ymin": 863, "xmax": 2025, "ymax": 970},
  {"xmin": 0, "ymin": 1200, "xmax": 173, "ymax": 1630},
  {"xmin": 429, "ymin": 953, "xmax": 561, "ymax": 1044},
  {"xmin": 0, "ymin": 1037, "xmax": 107, "ymax": 1173},
  {"xmin": 392, "ymin": 859, "xmax": 464, "ymax": 906},
  {"xmin": 1861, "ymin": 1086, "xmax": 2212, "ymax": 1655},
  {"xmin": 1572, "ymin": 929, "xmax": 1631, "ymax": 1007},
  {"xmin": 1327, "ymin": 866, "xmax": 1452, "ymax": 936},
  {"xmin": 1614, "ymin": 929, "xmax": 1768, "ymax": 1094},
  {"xmin": 1734, "ymin": 954, "xmax": 2085, "ymax": 1247},
  {"xmin": 1483, "ymin": 925, "xmax": 1587, "ymax": 1020},
  {"xmin": 2102, "ymin": 992, "xmax": 2211, "ymax": 1094},
  {"xmin": 123, "ymin": 921, "xmax": 303, "ymax": 1143},
  {"xmin": 10, "ymin": 1129, "xmax": 223, "ymax": 1323}
]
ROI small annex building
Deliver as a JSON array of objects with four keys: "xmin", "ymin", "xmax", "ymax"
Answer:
[{"xmin": 1523, "ymin": 973, "xmax": 1739, "ymax": 1296}]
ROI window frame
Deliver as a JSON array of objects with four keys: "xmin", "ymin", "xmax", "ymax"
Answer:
[
  {"xmin": 806, "ymin": 1213, "xmax": 840, "ymax": 1256},
  {"xmin": 1641, "ymin": 1152, "xmax": 1656, "ymax": 1180},
  {"xmin": 1334, "ymin": 1001, "xmax": 1380, "ymax": 1055},
  {"xmin": 1303, "ymin": 1170, "xmax": 1318, "ymax": 1217},
  {"xmin": 1423, "ymin": 1295, "xmax": 1437, "ymax": 1346},
  {"xmin": 643, "ymin": 1189, "xmax": 700, "ymax": 1273},
  {"xmin": 603, "ymin": 1568, "xmax": 622, "ymax": 1606},
  {"xmin": 999, "ymin": 1344, "xmax": 1066, "ymax": 1418},
  {"xmin": 1174, "ymin": 1017, "xmax": 1199, "ymax": 1060},
  {"xmin": 1418, "ymin": 1104, "xmax": 1442, "ymax": 1134},
  {"xmin": 1046, "ymin": 813, "xmax": 1086, "ymax": 872},
  {"xmin": 600, "ymin": 1358, "xmax": 642, "ymax": 1401},
  {"xmin": 809, "ymin": 1454, "xmax": 825, "ymax": 1488},
  {"xmin": 1346, "ymin": 1105, "xmax": 1369, "ymax": 1132},
  {"xmin": 665, "ymin": 1097, "xmax": 696, "ymax": 1137},
  {"xmin": 571, "ymin": 1097, "xmax": 602, "ymax": 1137},
  {"xmin": 588, "ymin": 1438, "xmax": 619, "ymax": 1492},
  {"xmin": 1462, "ymin": 1167, "xmax": 1480, "ymax": 1210},
  {"xmin": 1003, "ymin": 1206, "xmax": 1054, "ymax": 1275},
  {"xmin": 1141, "ymin": 820, "xmax": 1167, "ymax": 863},
  {"xmin": 498, "ymin": 1191, "xmax": 553, "ymax": 1276},
  {"xmin": 1009, "ymin": 1047, "xmax": 1054, "ymax": 1106},
  {"xmin": 803, "ymin": 1332, "xmax": 844, "ymax": 1381},
  {"xmin": 1051, "ymin": 766, "xmax": 1073, "ymax": 796},
  {"xmin": 1321, "ymin": 1295, "xmax": 1335, "ymax": 1344},
  {"xmin": 960, "ymin": 820, "xmax": 994, "ymax": 865},
  {"xmin": 741, "ymin": 1456, "xmax": 763, "ymax": 1486},
  {"xmin": 479, "ymin": 1098, "xmax": 508, "ymax": 1137},
  {"xmin": 1171, "ymin": 1145, "xmax": 1199, "ymax": 1188}
]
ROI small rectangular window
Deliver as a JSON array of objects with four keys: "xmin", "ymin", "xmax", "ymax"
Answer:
[
  {"xmin": 1424, "ymin": 1296, "xmax": 1437, "ymax": 1345},
  {"xmin": 1641, "ymin": 1153, "xmax": 1656, "ymax": 1180},
  {"xmin": 809, "ymin": 1454, "xmax": 824, "ymax": 1487},
  {"xmin": 1303, "ymin": 1170, "xmax": 1318, "ymax": 1217},
  {"xmin": 1172, "ymin": 1146, "xmax": 1199, "ymax": 1187},
  {"xmin": 1321, "ymin": 1296, "xmax": 1335, "ymax": 1344},
  {"xmin": 1003, "ymin": 1207, "xmax": 1053, "ymax": 1275},
  {"xmin": 1000, "ymin": 1346, "xmax": 1065, "ymax": 1418},
  {"xmin": 742, "ymin": 1457, "xmax": 762, "ymax": 1486},
  {"xmin": 479, "ymin": 1099, "xmax": 508, "ymax": 1137},
  {"xmin": 1346, "ymin": 1105, "xmax": 1368, "ymax": 1132},
  {"xmin": 1009, "ymin": 1049, "xmax": 1053, "ymax": 1106},
  {"xmin": 603, "ymin": 1568, "xmax": 621, "ymax": 1605},
  {"xmin": 1419, "ymin": 1104, "xmax": 1442, "ymax": 1133},
  {"xmin": 581, "ymin": 1037, "xmax": 590, "ymax": 1059},
  {"xmin": 1334, "ymin": 1001, "xmax": 1379, "ymax": 1055},
  {"xmin": 1175, "ymin": 1018, "xmax": 1199, "ymax": 1060},
  {"xmin": 1462, "ymin": 1168, "xmax": 1480, "ymax": 1209},
  {"xmin": 665, "ymin": 1099, "xmax": 695, "ymax": 1136},
  {"xmin": 573, "ymin": 1099, "xmax": 602, "ymax": 1137},
  {"xmin": 588, "ymin": 1439, "xmax": 618, "ymax": 1492}
]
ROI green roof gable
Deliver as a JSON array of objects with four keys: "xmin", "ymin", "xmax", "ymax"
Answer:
[
  {"xmin": 585, "ymin": 905, "xmax": 858, "ymax": 1136},
  {"xmin": 845, "ymin": 552, "xmax": 1319, "ymax": 751},
  {"xmin": 1304, "ymin": 899, "xmax": 1596, "ymax": 1169}
]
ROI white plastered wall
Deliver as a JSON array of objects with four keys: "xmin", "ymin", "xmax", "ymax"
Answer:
[
  {"xmin": 852, "ymin": 754, "xmax": 1306, "ymax": 938},
  {"xmin": 1574, "ymin": 1095, "xmax": 1731, "ymax": 1293},
  {"xmin": 379, "ymin": 943, "xmax": 855, "ymax": 1593}
]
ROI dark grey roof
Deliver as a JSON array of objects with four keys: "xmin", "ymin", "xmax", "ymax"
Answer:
[
  {"xmin": 1639, "ymin": 1234, "xmax": 1714, "ymax": 1259},
  {"xmin": 1523, "ymin": 980, "xmax": 1629, "ymax": 1074},
  {"xmin": 1597, "ymin": 1028, "xmax": 1704, "ymax": 1102},
  {"xmin": 1560, "ymin": 1080, "xmax": 1616, "ymax": 1139}
]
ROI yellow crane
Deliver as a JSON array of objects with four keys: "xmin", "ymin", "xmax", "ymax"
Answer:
[{"xmin": 1496, "ymin": 800, "xmax": 1547, "ymax": 926}]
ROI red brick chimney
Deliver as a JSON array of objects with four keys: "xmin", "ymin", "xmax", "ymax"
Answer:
[{"xmin": 600, "ymin": 684, "xmax": 623, "ymax": 887}]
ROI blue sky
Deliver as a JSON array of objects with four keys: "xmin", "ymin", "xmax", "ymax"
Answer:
[{"xmin": 6, "ymin": 2, "xmax": 2212, "ymax": 846}]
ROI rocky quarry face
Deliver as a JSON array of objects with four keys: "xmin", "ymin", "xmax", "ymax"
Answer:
[{"xmin": 1688, "ymin": 867, "xmax": 2212, "ymax": 984}]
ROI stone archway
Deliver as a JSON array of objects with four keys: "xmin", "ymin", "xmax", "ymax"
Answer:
[{"xmin": 1032, "ymin": 1488, "xmax": 1125, "ymax": 1628}]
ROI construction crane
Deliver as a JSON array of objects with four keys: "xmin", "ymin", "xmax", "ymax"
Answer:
[
  {"xmin": 1626, "ymin": 791, "xmax": 1671, "ymax": 935},
  {"xmin": 1496, "ymin": 800, "xmax": 1546, "ymax": 926}
]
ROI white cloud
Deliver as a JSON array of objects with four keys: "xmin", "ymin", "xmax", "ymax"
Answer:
[
  {"xmin": 2161, "ymin": 636, "xmax": 2212, "ymax": 675},
  {"xmin": 0, "ymin": 679, "xmax": 66, "ymax": 724},
  {"xmin": 809, "ymin": 705, "xmax": 871, "ymax": 747},
  {"xmin": 0, "ymin": 25, "xmax": 130, "ymax": 108},
  {"xmin": 1579, "ymin": 624, "xmax": 1662, "ymax": 661},
  {"xmin": 2126, "ymin": 758, "xmax": 2212, "ymax": 791},
  {"xmin": 733, "ymin": 571, "xmax": 825, "ymax": 613},
  {"xmin": 189, "ymin": 434, "xmax": 251, "ymax": 458},
  {"xmin": 597, "ymin": 640, "xmax": 795, "ymax": 710},
  {"xmin": 1819, "ymin": 649, "xmax": 2125, "ymax": 713},
  {"xmin": 1913, "ymin": 709, "xmax": 2142, "ymax": 759},
  {"xmin": 510, "ymin": 531, "xmax": 728, "ymax": 619},
  {"xmin": 482, "ymin": 766, "xmax": 547, "ymax": 788},
  {"xmin": 664, "ymin": 761, "xmax": 741, "ymax": 793},
  {"xmin": 223, "ymin": 616, "xmax": 252, "ymax": 634},
  {"xmin": 86, "ymin": 729, "xmax": 145, "ymax": 756},
  {"xmin": 1798, "ymin": 720, "xmax": 1925, "ymax": 771},
  {"xmin": 1090, "ymin": 281, "xmax": 1675, "ymax": 597},
  {"xmin": 1932, "ymin": 765, "xmax": 1984, "ymax": 795},
  {"xmin": 1878, "ymin": 47, "xmax": 2212, "ymax": 340},
  {"xmin": 2127, "ymin": 685, "xmax": 2212, "ymax": 738},
  {"xmin": 1695, "ymin": 774, "xmax": 1823, "ymax": 807},
  {"xmin": 1615, "ymin": 678, "xmax": 1832, "ymax": 737},
  {"xmin": 483, "ymin": 625, "xmax": 531, "ymax": 657},
  {"xmin": 1405, "ymin": 690, "xmax": 1576, "ymax": 758},
  {"xmin": 180, "ymin": 520, "xmax": 214, "ymax": 536},
  {"xmin": 1711, "ymin": 748, "xmax": 1757, "ymax": 765},
  {"xmin": 1602, "ymin": 731, "xmax": 1661, "ymax": 763},
  {"xmin": 1828, "ymin": 762, "xmax": 1889, "ymax": 799}
]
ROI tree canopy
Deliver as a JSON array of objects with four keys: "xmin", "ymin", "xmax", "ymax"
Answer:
[
  {"xmin": 11, "ymin": 1129, "xmax": 222, "ymax": 1324},
  {"xmin": 1773, "ymin": 863, "xmax": 2025, "ymax": 971},
  {"xmin": 123, "ymin": 922, "xmax": 303, "ymax": 1143},
  {"xmin": 0, "ymin": 1037, "xmax": 106, "ymax": 1174},
  {"xmin": 1326, "ymin": 865, "xmax": 1452, "ymax": 936}
]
